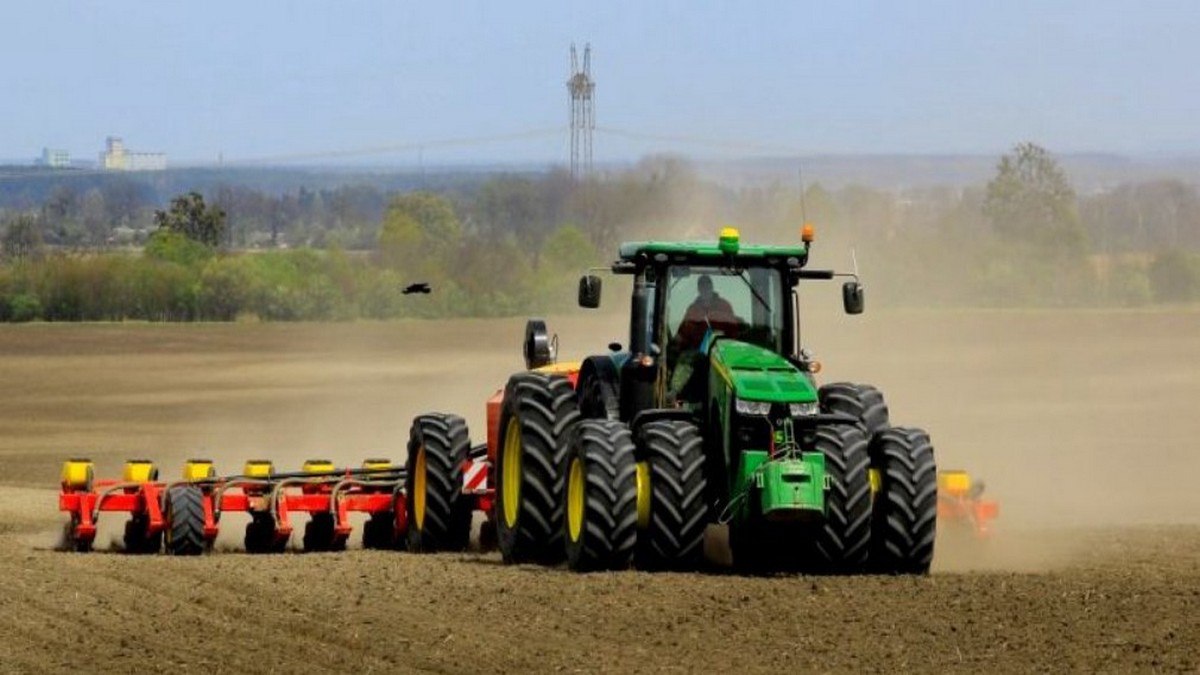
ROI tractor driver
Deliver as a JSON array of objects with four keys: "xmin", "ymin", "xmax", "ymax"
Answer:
[
  {"xmin": 675, "ymin": 274, "xmax": 738, "ymax": 349},
  {"xmin": 668, "ymin": 274, "xmax": 739, "ymax": 404}
]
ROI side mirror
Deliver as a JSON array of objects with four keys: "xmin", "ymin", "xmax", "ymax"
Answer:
[
  {"xmin": 578, "ymin": 275, "xmax": 602, "ymax": 309},
  {"xmin": 523, "ymin": 319, "xmax": 554, "ymax": 370},
  {"xmin": 842, "ymin": 281, "xmax": 864, "ymax": 315}
]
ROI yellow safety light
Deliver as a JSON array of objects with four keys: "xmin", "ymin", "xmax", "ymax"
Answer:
[
  {"xmin": 719, "ymin": 227, "xmax": 740, "ymax": 255},
  {"xmin": 801, "ymin": 223, "xmax": 815, "ymax": 243},
  {"xmin": 361, "ymin": 458, "xmax": 392, "ymax": 470}
]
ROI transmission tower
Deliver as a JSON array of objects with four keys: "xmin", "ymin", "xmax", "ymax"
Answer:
[{"xmin": 568, "ymin": 43, "xmax": 595, "ymax": 180}]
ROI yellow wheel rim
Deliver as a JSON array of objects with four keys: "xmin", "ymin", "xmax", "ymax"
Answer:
[
  {"xmin": 502, "ymin": 418, "xmax": 522, "ymax": 528},
  {"xmin": 567, "ymin": 457, "xmax": 584, "ymax": 543},
  {"xmin": 413, "ymin": 445, "xmax": 427, "ymax": 529},
  {"xmin": 635, "ymin": 461, "xmax": 650, "ymax": 529}
]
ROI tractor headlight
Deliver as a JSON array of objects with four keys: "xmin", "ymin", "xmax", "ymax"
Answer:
[
  {"xmin": 789, "ymin": 401, "xmax": 820, "ymax": 417},
  {"xmin": 735, "ymin": 399, "xmax": 772, "ymax": 416}
]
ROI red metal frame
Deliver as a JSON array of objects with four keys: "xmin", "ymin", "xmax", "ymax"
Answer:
[
  {"xmin": 59, "ymin": 462, "xmax": 493, "ymax": 554},
  {"xmin": 937, "ymin": 491, "xmax": 1000, "ymax": 538}
]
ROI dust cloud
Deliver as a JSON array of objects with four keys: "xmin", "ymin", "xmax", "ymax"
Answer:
[{"xmin": 0, "ymin": 306, "xmax": 1197, "ymax": 568}]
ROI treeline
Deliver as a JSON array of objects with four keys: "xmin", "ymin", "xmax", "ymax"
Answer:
[
  {"xmin": 0, "ymin": 192, "xmax": 596, "ymax": 321},
  {"xmin": 0, "ymin": 146, "xmax": 1198, "ymax": 322}
]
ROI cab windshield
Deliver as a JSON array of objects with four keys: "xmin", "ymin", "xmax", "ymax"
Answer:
[{"xmin": 662, "ymin": 265, "xmax": 785, "ymax": 360}]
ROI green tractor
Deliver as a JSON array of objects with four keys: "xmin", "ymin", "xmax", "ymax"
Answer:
[{"xmin": 408, "ymin": 227, "xmax": 937, "ymax": 574}]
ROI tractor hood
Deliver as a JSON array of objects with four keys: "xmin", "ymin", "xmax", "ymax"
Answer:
[{"xmin": 709, "ymin": 340, "xmax": 817, "ymax": 403}]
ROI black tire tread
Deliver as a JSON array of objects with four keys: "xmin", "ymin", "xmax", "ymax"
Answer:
[
  {"xmin": 164, "ymin": 486, "xmax": 205, "ymax": 556},
  {"xmin": 871, "ymin": 426, "xmax": 937, "ymax": 574},
  {"xmin": 819, "ymin": 382, "xmax": 889, "ymax": 438},
  {"xmin": 810, "ymin": 424, "xmax": 873, "ymax": 573},
  {"xmin": 638, "ymin": 420, "xmax": 709, "ymax": 571},
  {"xmin": 406, "ymin": 413, "xmax": 472, "ymax": 552},
  {"xmin": 566, "ymin": 420, "xmax": 638, "ymax": 572},
  {"xmin": 497, "ymin": 372, "xmax": 580, "ymax": 564}
]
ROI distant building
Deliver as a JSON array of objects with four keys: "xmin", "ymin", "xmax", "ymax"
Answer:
[
  {"xmin": 39, "ymin": 148, "xmax": 70, "ymax": 168},
  {"xmin": 100, "ymin": 136, "xmax": 166, "ymax": 171}
]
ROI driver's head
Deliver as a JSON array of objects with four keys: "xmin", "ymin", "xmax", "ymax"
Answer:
[{"xmin": 697, "ymin": 274, "xmax": 714, "ymax": 301}]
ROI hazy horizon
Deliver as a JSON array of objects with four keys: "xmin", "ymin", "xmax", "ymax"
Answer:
[{"xmin": 4, "ymin": 2, "xmax": 1198, "ymax": 166}]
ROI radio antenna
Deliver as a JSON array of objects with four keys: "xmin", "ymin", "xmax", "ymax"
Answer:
[{"xmin": 798, "ymin": 167, "xmax": 809, "ymax": 223}]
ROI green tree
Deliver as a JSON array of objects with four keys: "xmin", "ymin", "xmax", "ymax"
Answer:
[
  {"xmin": 1148, "ymin": 250, "xmax": 1200, "ymax": 302},
  {"xmin": 2, "ymin": 214, "xmax": 45, "ymax": 260},
  {"xmin": 475, "ymin": 175, "xmax": 546, "ymax": 263},
  {"xmin": 377, "ymin": 192, "xmax": 461, "ymax": 279},
  {"xmin": 540, "ymin": 225, "xmax": 597, "ymax": 273},
  {"xmin": 144, "ymin": 229, "xmax": 213, "ymax": 267},
  {"xmin": 154, "ymin": 192, "xmax": 227, "ymax": 248},
  {"xmin": 983, "ymin": 142, "xmax": 1084, "ymax": 253}
]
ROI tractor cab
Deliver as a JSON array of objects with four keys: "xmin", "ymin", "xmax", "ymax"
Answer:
[{"xmin": 577, "ymin": 227, "xmax": 862, "ymax": 423}]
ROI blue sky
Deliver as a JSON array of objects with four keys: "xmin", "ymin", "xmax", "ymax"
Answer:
[{"xmin": 3, "ymin": 1, "xmax": 1197, "ymax": 165}]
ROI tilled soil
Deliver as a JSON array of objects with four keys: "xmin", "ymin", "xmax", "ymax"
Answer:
[
  {"xmin": 1, "ymin": 509, "xmax": 1197, "ymax": 673},
  {"xmin": 1, "ymin": 313, "xmax": 1198, "ymax": 673}
]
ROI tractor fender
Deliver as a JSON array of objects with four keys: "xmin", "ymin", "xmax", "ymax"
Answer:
[
  {"xmin": 577, "ymin": 356, "xmax": 623, "ymax": 421},
  {"xmin": 629, "ymin": 408, "xmax": 698, "ymax": 441}
]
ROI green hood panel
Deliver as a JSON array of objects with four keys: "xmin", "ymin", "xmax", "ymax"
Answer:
[{"xmin": 710, "ymin": 340, "xmax": 817, "ymax": 403}]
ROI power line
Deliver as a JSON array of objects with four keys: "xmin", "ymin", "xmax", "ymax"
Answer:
[
  {"xmin": 595, "ymin": 126, "xmax": 800, "ymax": 156},
  {"xmin": 0, "ymin": 127, "xmax": 566, "ymax": 182}
]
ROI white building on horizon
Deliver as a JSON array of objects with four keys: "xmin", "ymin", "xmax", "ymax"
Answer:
[
  {"xmin": 100, "ymin": 136, "xmax": 166, "ymax": 171},
  {"xmin": 39, "ymin": 148, "xmax": 70, "ymax": 168}
]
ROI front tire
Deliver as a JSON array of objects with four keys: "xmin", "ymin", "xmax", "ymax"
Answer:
[
  {"xmin": 495, "ymin": 372, "xmax": 579, "ymax": 564},
  {"xmin": 870, "ymin": 427, "xmax": 937, "ymax": 574},
  {"xmin": 810, "ymin": 424, "xmax": 872, "ymax": 574},
  {"xmin": 565, "ymin": 420, "xmax": 638, "ymax": 572},
  {"xmin": 819, "ymin": 382, "xmax": 889, "ymax": 439},
  {"xmin": 406, "ymin": 414, "xmax": 471, "ymax": 552},
  {"xmin": 637, "ymin": 421, "xmax": 709, "ymax": 571}
]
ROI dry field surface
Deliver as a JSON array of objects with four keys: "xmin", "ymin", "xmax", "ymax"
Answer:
[{"xmin": 0, "ymin": 308, "xmax": 1197, "ymax": 672}]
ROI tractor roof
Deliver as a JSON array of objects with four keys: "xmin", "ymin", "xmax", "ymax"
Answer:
[{"xmin": 617, "ymin": 228, "xmax": 808, "ymax": 266}]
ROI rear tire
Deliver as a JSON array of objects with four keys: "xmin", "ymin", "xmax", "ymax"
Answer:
[
  {"xmin": 164, "ymin": 486, "xmax": 206, "ymax": 556},
  {"xmin": 870, "ymin": 427, "xmax": 937, "ymax": 574},
  {"xmin": 495, "ymin": 372, "xmax": 579, "ymax": 564},
  {"xmin": 809, "ymin": 424, "xmax": 872, "ymax": 574},
  {"xmin": 819, "ymin": 382, "xmax": 889, "ymax": 439},
  {"xmin": 406, "ymin": 414, "xmax": 472, "ymax": 552},
  {"xmin": 637, "ymin": 421, "xmax": 709, "ymax": 571},
  {"xmin": 565, "ymin": 420, "xmax": 638, "ymax": 572}
]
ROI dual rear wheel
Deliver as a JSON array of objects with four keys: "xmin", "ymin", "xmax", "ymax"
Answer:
[
  {"xmin": 490, "ymin": 370, "xmax": 714, "ymax": 572},
  {"xmin": 820, "ymin": 382, "xmax": 938, "ymax": 574}
]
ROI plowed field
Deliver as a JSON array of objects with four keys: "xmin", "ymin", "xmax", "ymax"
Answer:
[{"xmin": 1, "ymin": 310, "xmax": 1197, "ymax": 672}]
